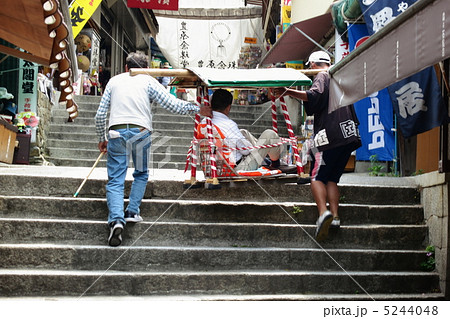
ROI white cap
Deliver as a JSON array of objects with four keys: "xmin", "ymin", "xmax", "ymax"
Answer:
[{"xmin": 306, "ymin": 51, "xmax": 331, "ymax": 65}]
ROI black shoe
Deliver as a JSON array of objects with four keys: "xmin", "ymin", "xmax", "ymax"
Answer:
[
  {"xmin": 297, "ymin": 176, "xmax": 311, "ymax": 184},
  {"xmin": 108, "ymin": 221, "xmax": 124, "ymax": 247},
  {"xmin": 124, "ymin": 211, "xmax": 143, "ymax": 223}
]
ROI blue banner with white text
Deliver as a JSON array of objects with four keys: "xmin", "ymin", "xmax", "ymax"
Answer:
[
  {"xmin": 358, "ymin": 0, "xmax": 418, "ymax": 35},
  {"xmin": 387, "ymin": 67, "xmax": 448, "ymax": 138},
  {"xmin": 359, "ymin": 0, "xmax": 448, "ymax": 139},
  {"xmin": 348, "ymin": 24, "xmax": 395, "ymax": 161}
]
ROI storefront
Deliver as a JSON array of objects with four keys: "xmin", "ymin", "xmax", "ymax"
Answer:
[
  {"xmin": 0, "ymin": 0, "xmax": 77, "ymax": 164},
  {"xmin": 0, "ymin": 0, "xmax": 159, "ymax": 165}
]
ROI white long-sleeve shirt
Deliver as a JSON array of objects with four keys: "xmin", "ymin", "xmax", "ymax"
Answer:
[
  {"xmin": 95, "ymin": 72, "xmax": 199, "ymax": 142},
  {"xmin": 203, "ymin": 111, "xmax": 252, "ymax": 163}
]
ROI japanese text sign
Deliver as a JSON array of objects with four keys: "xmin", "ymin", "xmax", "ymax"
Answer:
[{"xmin": 18, "ymin": 59, "xmax": 37, "ymax": 114}]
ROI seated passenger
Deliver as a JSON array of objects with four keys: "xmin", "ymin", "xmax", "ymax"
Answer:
[{"xmin": 202, "ymin": 89, "xmax": 281, "ymax": 171}]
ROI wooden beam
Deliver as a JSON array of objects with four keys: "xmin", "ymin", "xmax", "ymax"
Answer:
[
  {"xmin": 0, "ymin": 44, "xmax": 49, "ymax": 66},
  {"xmin": 129, "ymin": 68, "xmax": 198, "ymax": 79},
  {"xmin": 130, "ymin": 68, "xmax": 326, "ymax": 78}
]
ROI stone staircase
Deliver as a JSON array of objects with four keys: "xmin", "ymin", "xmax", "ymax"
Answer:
[
  {"xmin": 0, "ymin": 170, "xmax": 444, "ymax": 299},
  {"xmin": 46, "ymin": 95, "xmax": 290, "ymax": 168}
]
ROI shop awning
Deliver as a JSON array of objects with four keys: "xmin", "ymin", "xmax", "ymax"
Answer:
[
  {"xmin": 187, "ymin": 67, "xmax": 312, "ymax": 88},
  {"xmin": 0, "ymin": 1, "xmax": 55, "ymax": 65},
  {"xmin": 129, "ymin": 67, "xmax": 313, "ymax": 88},
  {"xmin": 0, "ymin": 0, "xmax": 78, "ymax": 120},
  {"xmin": 329, "ymin": 0, "xmax": 450, "ymax": 111},
  {"xmin": 259, "ymin": 12, "xmax": 333, "ymax": 66}
]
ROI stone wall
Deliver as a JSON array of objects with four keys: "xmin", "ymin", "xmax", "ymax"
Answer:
[
  {"xmin": 31, "ymin": 90, "xmax": 54, "ymax": 165},
  {"xmin": 415, "ymin": 172, "xmax": 450, "ymax": 298}
]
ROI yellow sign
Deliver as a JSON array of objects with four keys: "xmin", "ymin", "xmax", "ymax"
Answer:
[
  {"xmin": 282, "ymin": 6, "xmax": 291, "ymax": 24},
  {"xmin": 69, "ymin": 0, "xmax": 102, "ymax": 38},
  {"xmin": 244, "ymin": 37, "xmax": 257, "ymax": 44},
  {"xmin": 286, "ymin": 60, "xmax": 304, "ymax": 70}
]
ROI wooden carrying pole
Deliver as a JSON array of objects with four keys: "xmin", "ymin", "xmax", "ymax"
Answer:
[
  {"xmin": 73, "ymin": 152, "xmax": 104, "ymax": 197},
  {"xmin": 129, "ymin": 68, "xmax": 198, "ymax": 79},
  {"xmin": 129, "ymin": 68, "xmax": 327, "ymax": 78}
]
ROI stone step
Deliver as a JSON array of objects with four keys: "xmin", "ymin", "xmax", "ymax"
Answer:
[
  {"xmin": 50, "ymin": 115, "xmax": 279, "ymax": 129},
  {"xmin": 0, "ymin": 244, "xmax": 429, "ymax": 272},
  {"xmin": 46, "ymin": 128, "xmax": 206, "ymax": 139},
  {"xmin": 0, "ymin": 269, "xmax": 439, "ymax": 296},
  {"xmin": 70, "ymin": 95, "xmax": 281, "ymax": 114},
  {"xmin": 47, "ymin": 136, "xmax": 194, "ymax": 148},
  {"xmin": 48, "ymin": 121, "xmax": 279, "ymax": 134},
  {"xmin": 0, "ymin": 218, "xmax": 427, "ymax": 249},
  {"xmin": 47, "ymin": 139, "xmax": 98, "ymax": 149},
  {"xmin": 47, "ymin": 148, "xmax": 190, "ymax": 164},
  {"xmin": 0, "ymin": 196, "xmax": 424, "ymax": 225},
  {"xmin": 45, "ymin": 157, "xmax": 183, "ymax": 169},
  {"xmin": 56, "ymin": 100, "xmax": 284, "ymax": 121},
  {"xmin": 0, "ymin": 175, "xmax": 421, "ymax": 205},
  {"xmin": 53, "ymin": 106, "xmax": 282, "ymax": 119},
  {"xmin": 48, "ymin": 145, "xmax": 190, "ymax": 159}
]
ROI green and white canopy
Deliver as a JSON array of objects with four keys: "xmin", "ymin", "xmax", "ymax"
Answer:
[{"xmin": 172, "ymin": 67, "xmax": 312, "ymax": 88}]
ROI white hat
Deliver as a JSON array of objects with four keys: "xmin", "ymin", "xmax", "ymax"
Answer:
[
  {"xmin": 306, "ymin": 51, "xmax": 331, "ymax": 65},
  {"xmin": 0, "ymin": 87, "xmax": 14, "ymax": 100}
]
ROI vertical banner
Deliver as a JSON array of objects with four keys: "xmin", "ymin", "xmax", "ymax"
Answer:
[
  {"xmin": 18, "ymin": 58, "xmax": 38, "ymax": 142},
  {"xmin": 387, "ymin": 68, "xmax": 448, "ymax": 138},
  {"xmin": 18, "ymin": 59, "xmax": 38, "ymax": 114},
  {"xmin": 358, "ymin": 0, "xmax": 418, "ymax": 35},
  {"xmin": 334, "ymin": 29, "xmax": 349, "ymax": 63},
  {"xmin": 360, "ymin": 0, "xmax": 448, "ymax": 138},
  {"xmin": 127, "ymin": 0, "xmax": 179, "ymax": 10},
  {"xmin": 281, "ymin": 5, "xmax": 291, "ymax": 32},
  {"xmin": 69, "ymin": 0, "xmax": 102, "ymax": 38},
  {"xmin": 155, "ymin": 17, "xmax": 262, "ymax": 69},
  {"xmin": 348, "ymin": 24, "xmax": 395, "ymax": 161}
]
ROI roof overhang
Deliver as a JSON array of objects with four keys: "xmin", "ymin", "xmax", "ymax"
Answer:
[
  {"xmin": 0, "ymin": 1, "xmax": 54, "ymax": 65},
  {"xmin": 329, "ymin": 0, "xmax": 450, "ymax": 111},
  {"xmin": 0, "ymin": 0, "xmax": 78, "ymax": 120},
  {"xmin": 259, "ymin": 12, "xmax": 334, "ymax": 66},
  {"xmin": 153, "ymin": 7, "xmax": 262, "ymax": 20}
]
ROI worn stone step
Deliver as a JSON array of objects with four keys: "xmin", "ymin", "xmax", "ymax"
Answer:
[
  {"xmin": 0, "ymin": 196, "xmax": 424, "ymax": 225},
  {"xmin": 0, "ymin": 174, "xmax": 421, "ymax": 205},
  {"xmin": 47, "ymin": 139, "xmax": 98, "ymax": 149},
  {"xmin": 47, "ymin": 136, "xmax": 194, "ymax": 149},
  {"xmin": 49, "ymin": 128, "xmax": 194, "ymax": 139},
  {"xmin": 49, "ymin": 145, "xmax": 190, "ymax": 159},
  {"xmin": 0, "ymin": 218, "xmax": 427, "ymax": 249},
  {"xmin": 45, "ymin": 131, "xmax": 98, "ymax": 141},
  {"xmin": 48, "ymin": 147, "xmax": 189, "ymax": 161},
  {"xmin": 5, "ymin": 293, "xmax": 443, "ymax": 301},
  {"xmin": 46, "ymin": 130, "xmax": 196, "ymax": 143},
  {"xmin": 46, "ymin": 157, "xmax": 183, "ymax": 169},
  {"xmin": 50, "ymin": 114, "xmax": 279, "ymax": 129},
  {"xmin": 51, "ymin": 107, "xmax": 281, "ymax": 123},
  {"xmin": 49, "ymin": 122, "xmax": 277, "ymax": 134},
  {"xmin": 0, "ymin": 269, "xmax": 439, "ymax": 296},
  {"xmin": 49, "ymin": 124, "xmax": 98, "ymax": 134},
  {"xmin": 0, "ymin": 244, "xmax": 429, "ymax": 272},
  {"xmin": 44, "ymin": 148, "xmax": 189, "ymax": 162}
]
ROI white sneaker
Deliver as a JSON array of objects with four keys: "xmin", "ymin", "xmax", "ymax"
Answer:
[
  {"xmin": 314, "ymin": 210, "xmax": 333, "ymax": 241},
  {"xmin": 124, "ymin": 212, "xmax": 143, "ymax": 223},
  {"xmin": 330, "ymin": 217, "xmax": 340, "ymax": 229}
]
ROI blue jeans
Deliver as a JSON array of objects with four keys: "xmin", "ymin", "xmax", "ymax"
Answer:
[{"xmin": 106, "ymin": 128, "xmax": 151, "ymax": 225}]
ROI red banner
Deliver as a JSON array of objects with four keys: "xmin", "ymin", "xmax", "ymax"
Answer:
[{"xmin": 127, "ymin": 0, "xmax": 179, "ymax": 11}]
